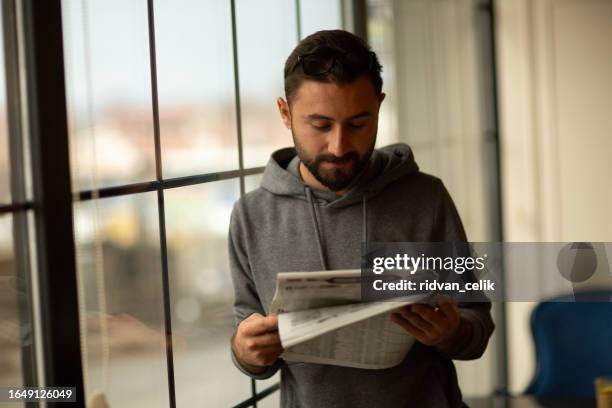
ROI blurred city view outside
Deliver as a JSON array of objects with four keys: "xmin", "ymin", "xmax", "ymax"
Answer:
[{"xmin": 0, "ymin": 215, "xmax": 23, "ymax": 405}]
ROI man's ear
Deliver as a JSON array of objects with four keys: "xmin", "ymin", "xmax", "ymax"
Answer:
[
  {"xmin": 378, "ymin": 92, "xmax": 386, "ymax": 105},
  {"xmin": 277, "ymin": 97, "xmax": 292, "ymax": 130}
]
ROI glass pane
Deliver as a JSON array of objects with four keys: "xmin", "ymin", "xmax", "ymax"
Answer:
[
  {"xmin": 244, "ymin": 173, "xmax": 263, "ymax": 193},
  {"xmin": 367, "ymin": 0, "xmax": 399, "ymax": 146},
  {"xmin": 154, "ymin": 0, "xmax": 239, "ymax": 178},
  {"xmin": 63, "ymin": 0, "xmax": 156, "ymax": 191},
  {"xmin": 0, "ymin": 215, "xmax": 24, "ymax": 408},
  {"xmin": 164, "ymin": 179, "xmax": 253, "ymax": 407},
  {"xmin": 73, "ymin": 193, "xmax": 169, "ymax": 408},
  {"xmin": 299, "ymin": 0, "xmax": 342, "ymax": 38},
  {"xmin": 236, "ymin": 0, "xmax": 297, "ymax": 168},
  {"xmin": 0, "ymin": 7, "xmax": 10, "ymax": 204}
]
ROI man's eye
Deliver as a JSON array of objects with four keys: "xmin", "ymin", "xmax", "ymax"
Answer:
[
  {"xmin": 312, "ymin": 123, "xmax": 331, "ymax": 130},
  {"xmin": 348, "ymin": 123, "xmax": 366, "ymax": 129}
]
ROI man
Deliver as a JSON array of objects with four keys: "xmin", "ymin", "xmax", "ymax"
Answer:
[{"xmin": 229, "ymin": 29, "xmax": 494, "ymax": 407}]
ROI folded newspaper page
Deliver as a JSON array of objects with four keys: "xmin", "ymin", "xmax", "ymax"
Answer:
[{"xmin": 270, "ymin": 269, "xmax": 431, "ymax": 369}]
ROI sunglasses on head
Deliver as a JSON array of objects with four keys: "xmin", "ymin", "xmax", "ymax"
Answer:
[{"xmin": 290, "ymin": 47, "xmax": 376, "ymax": 77}]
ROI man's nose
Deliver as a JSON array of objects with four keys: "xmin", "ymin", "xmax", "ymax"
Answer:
[{"xmin": 327, "ymin": 125, "xmax": 350, "ymax": 157}]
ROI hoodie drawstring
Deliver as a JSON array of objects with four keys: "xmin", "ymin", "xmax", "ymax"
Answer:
[
  {"xmin": 305, "ymin": 187, "xmax": 329, "ymax": 271},
  {"xmin": 305, "ymin": 186, "xmax": 369, "ymax": 271}
]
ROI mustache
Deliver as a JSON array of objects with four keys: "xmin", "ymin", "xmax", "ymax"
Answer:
[{"xmin": 314, "ymin": 152, "xmax": 360, "ymax": 165}]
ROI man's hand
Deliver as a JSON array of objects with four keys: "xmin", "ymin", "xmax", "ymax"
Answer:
[
  {"xmin": 390, "ymin": 298, "xmax": 465, "ymax": 354},
  {"xmin": 232, "ymin": 313, "xmax": 284, "ymax": 374}
]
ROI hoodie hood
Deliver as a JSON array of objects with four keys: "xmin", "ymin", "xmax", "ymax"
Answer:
[{"xmin": 260, "ymin": 143, "xmax": 419, "ymax": 208}]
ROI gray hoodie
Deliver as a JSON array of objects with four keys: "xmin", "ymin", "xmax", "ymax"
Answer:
[{"xmin": 229, "ymin": 143, "xmax": 494, "ymax": 408}]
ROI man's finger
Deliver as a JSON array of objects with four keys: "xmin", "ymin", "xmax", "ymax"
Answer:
[
  {"xmin": 398, "ymin": 307, "xmax": 434, "ymax": 333},
  {"xmin": 251, "ymin": 331, "xmax": 282, "ymax": 348},
  {"xmin": 244, "ymin": 312, "xmax": 263, "ymax": 321},
  {"xmin": 253, "ymin": 345, "xmax": 284, "ymax": 365},
  {"xmin": 437, "ymin": 300, "xmax": 459, "ymax": 320},
  {"xmin": 411, "ymin": 304, "xmax": 446, "ymax": 330},
  {"xmin": 242, "ymin": 314, "xmax": 279, "ymax": 336},
  {"xmin": 259, "ymin": 343, "xmax": 284, "ymax": 354}
]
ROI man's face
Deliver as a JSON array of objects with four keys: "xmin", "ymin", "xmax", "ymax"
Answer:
[{"xmin": 277, "ymin": 76, "xmax": 385, "ymax": 192}]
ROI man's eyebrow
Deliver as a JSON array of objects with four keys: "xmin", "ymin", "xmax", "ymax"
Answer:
[
  {"xmin": 306, "ymin": 113, "xmax": 334, "ymax": 121},
  {"xmin": 305, "ymin": 112, "xmax": 371, "ymax": 121},
  {"xmin": 348, "ymin": 111, "xmax": 371, "ymax": 120}
]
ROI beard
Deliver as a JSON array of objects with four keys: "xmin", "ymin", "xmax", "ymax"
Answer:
[{"xmin": 292, "ymin": 131, "xmax": 376, "ymax": 192}]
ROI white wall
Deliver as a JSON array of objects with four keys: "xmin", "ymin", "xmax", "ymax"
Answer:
[{"xmin": 496, "ymin": 0, "xmax": 612, "ymax": 393}]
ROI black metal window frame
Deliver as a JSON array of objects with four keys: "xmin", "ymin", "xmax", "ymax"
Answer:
[{"xmin": 475, "ymin": 0, "xmax": 507, "ymax": 396}]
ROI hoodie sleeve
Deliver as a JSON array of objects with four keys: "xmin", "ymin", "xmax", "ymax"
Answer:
[
  {"xmin": 228, "ymin": 203, "xmax": 282, "ymax": 379},
  {"xmin": 431, "ymin": 180, "xmax": 495, "ymax": 360}
]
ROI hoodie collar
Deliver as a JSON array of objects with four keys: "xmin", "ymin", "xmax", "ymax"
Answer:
[{"xmin": 260, "ymin": 143, "xmax": 419, "ymax": 208}]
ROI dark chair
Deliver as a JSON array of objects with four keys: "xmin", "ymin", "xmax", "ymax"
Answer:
[{"xmin": 526, "ymin": 291, "xmax": 612, "ymax": 398}]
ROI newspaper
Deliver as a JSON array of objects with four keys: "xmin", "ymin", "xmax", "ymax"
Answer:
[{"xmin": 270, "ymin": 269, "xmax": 431, "ymax": 369}]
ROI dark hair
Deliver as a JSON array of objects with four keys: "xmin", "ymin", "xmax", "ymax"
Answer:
[{"xmin": 283, "ymin": 30, "xmax": 383, "ymax": 105}]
